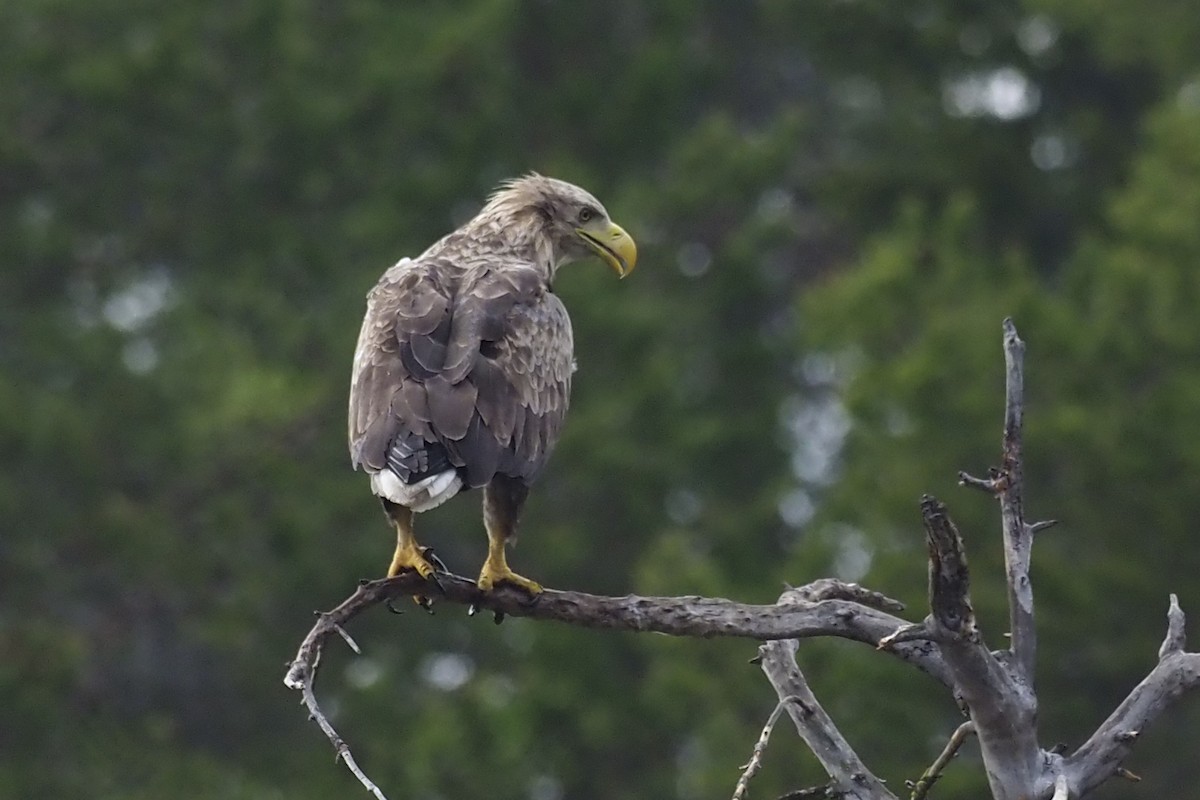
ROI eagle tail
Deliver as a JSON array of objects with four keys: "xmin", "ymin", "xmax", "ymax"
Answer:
[
  {"xmin": 372, "ymin": 435, "xmax": 463, "ymax": 512},
  {"xmin": 386, "ymin": 434, "xmax": 453, "ymax": 483}
]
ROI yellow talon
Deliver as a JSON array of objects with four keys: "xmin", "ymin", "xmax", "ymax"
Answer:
[
  {"xmin": 479, "ymin": 477, "xmax": 541, "ymax": 597},
  {"xmin": 477, "ymin": 557, "xmax": 542, "ymax": 596},
  {"xmin": 384, "ymin": 505, "xmax": 441, "ymax": 608},
  {"xmin": 387, "ymin": 542, "xmax": 438, "ymax": 580}
]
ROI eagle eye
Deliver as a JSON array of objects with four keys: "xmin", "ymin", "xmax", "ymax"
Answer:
[{"xmin": 578, "ymin": 206, "xmax": 596, "ymax": 223}]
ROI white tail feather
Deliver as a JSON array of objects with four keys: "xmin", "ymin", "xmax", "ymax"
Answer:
[{"xmin": 371, "ymin": 468, "xmax": 463, "ymax": 513}]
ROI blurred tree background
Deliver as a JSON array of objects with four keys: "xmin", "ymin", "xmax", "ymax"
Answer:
[{"xmin": 3, "ymin": 1, "xmax": 1199, "ymax": 798}]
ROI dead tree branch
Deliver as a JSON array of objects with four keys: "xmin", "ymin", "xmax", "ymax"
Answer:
[
  {"xmin": 732, "ymin": 695, "xmax": 803, "ymax": 800},
  {"xmin": 1063, "ymin": 595, "xmax": 1200, "ymax": 796},
  {"xmin": 284, "ymin": 575, "xmax": 943, "ymax": 795},
  {"xmin": 997, "ymin": 318, "xmax": 1036, "ymax": 684},
  {"xmin": 958, "ymin": 317, "xmax": 1036, "ymax": 684},
  {"xmin": 288, "ymin": 319, "xmax": 1200, "ymax": 799},
  {"xmin": 752, "ymin": 584, "xmax": 900, "ymax": 800},
  {"xmin": 759, "ymin": 638, "xmax": 895, "ymax": 800},
  {"xmin": 907, "ymin": 721, "xmax": 975, "ymax": 800},
  {"xmin": 918, "ymin": 495, "xmax": 1040, "ymax": 800}
]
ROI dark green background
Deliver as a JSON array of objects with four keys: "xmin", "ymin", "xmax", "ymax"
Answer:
[{"xmin": 5, "ymin": 1, "xmax": 1200, "ymax": 798}]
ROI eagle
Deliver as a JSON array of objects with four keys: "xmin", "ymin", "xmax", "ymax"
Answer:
[{"xmin": 348, "ymin": 175, "xmax": 637, "ymax": 600}]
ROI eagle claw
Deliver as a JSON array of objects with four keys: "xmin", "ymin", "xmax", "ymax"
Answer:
[{"xmin": 387, "ymin": 545, "xmax": 445, "ymax": 611}]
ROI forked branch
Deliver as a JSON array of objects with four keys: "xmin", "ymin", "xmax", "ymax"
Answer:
[
  {"xmin": 284, "ymin": 575, "xmax": 939, "ymax": 796},
  {"xmin": 288, "ymin": 319, "xmax": 1200, "ymax": 800},
  {"xmin": 1064, "ymin": 595, "xmax": 1200, "ymax": 796}
]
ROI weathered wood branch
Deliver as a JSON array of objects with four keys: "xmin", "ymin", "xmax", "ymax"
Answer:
[
  {"xmin": 914, "ymin": 320, "xmax": 1200, "ymax": 798},
  {"xmin": 996, "ymin": 318, "xmax": 1037, "ymax": 685},
  {"xmin": 284, "ymin": 574, "xmax": 942, "ymax": 796},
  {"xmin": 958, "ymin": 317, "xmax": 1036, "ymax": 684},
  {"xmin": 919, "ymin": 495, "xmax": 1041, "ymax": 800},
  {"xmin": 731, "ymin": 694, "xmax": 801, "ymax": 800},
  {"xmin": 285, "ymin": 573, "xmax": 946, "ymax": 691},
  {"xmin": 759, "ymin": 638, "xmax": 896, "ymax": 800},
  {"xmin": 908, "ymin": 721, "xmax": 974, "ymax": 800},
  {"xmin": 289, "ymin": 319, "xmax": 1200, "ymax": 799},
  {"xmin": 754, "ymin": 584, "xmax": 900, "ymax": 800},
  {"xmin": 1063, "ymin": 595, "xmax": 1200, "ymax": 796}
]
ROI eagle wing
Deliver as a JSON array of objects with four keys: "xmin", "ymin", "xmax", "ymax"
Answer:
[{"xmin": 349, "ymin": 256, "xmax": 573, "ymax": 493}]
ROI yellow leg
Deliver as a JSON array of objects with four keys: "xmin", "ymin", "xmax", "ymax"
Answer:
[
  {"xmin": 478, "ymin": 478, "xmax": 542, "ymax": 595},
  {"xmin": 382, "ymin": 502, "xmax": 441, "ymax": 609},
  {"xmin": 385, "ymin": 505, "xmax": 438, "ymax": 580},
  {"xmin": 478, "ymin": 529, "xmax": 542, "ymax": 595}
]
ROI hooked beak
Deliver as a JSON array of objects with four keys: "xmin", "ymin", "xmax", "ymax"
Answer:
[{"xmin": 577, "ymin": 221, "xmax": 637, "ymax": 278}]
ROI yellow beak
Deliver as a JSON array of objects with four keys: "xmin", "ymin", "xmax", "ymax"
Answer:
[{"xmin": 577, "ymin": 221, "xmax": 637, "ymax": 278}]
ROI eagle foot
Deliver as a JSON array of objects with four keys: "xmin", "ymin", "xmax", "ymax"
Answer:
[
  {"xmin": 476, "ymin": 563, "xmax": 543, "ymax": 598},
  {"xmin": 387, "ymin": 545, "xmax": 446, "ymax": 611}
]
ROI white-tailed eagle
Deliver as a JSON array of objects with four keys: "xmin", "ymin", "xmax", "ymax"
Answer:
[{"xmin": 349, "ymin": 175, "xmax": 636, "ymax": 598}]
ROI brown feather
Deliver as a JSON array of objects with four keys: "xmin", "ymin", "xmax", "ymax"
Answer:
[{"xmin": 349, "ymin": 175, "xmax": 611, "ymax": 500}]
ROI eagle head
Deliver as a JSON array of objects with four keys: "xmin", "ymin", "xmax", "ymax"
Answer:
[{"xmin": 478, "ymin": 174, "xmax": 637, "ymax": 278}]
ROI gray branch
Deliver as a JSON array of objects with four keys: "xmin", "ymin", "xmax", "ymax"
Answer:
[
  {"xmin": 757, "ymin": 589, "xmax": 898, "ymax": 800},
  {"xmin": 287, "ymin": 319, "xmax": 1200, "ymax": 799},
  {"xmin": 759, "ymin": 639, "xmax": 895, "ymax": 800},
  {"xmin": 919, "ymin": 495, "xmax": 1040, "ymax": 800},
  {"xmin": 908, "ymin": 721, "xmax": 975, "ymax": 800},
  {"xmin": 1064, "ymin": 596, "xmax": 1200, "ymax": 796},
  {"xmin": 731, "ymin": 694, "xmax": 801, "ymax": 800},
  {"xmin": 997, "ymin": 318, "xmax": 1037, "ymax": 684},
  {"xmin": 284, "ymin": 574, "xmax": 944, "ymax": 794},
  {"xmin": 285, "ymin": 573, "xmax": 948, "ymax": 692}
]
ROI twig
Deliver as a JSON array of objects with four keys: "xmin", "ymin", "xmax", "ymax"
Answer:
[
  {"xmin": 1159, "ymin": 593, "xmax": 1186, "ymax": 659},
  {"xmin": 292, "ymin": 613, "xmax": 388, "ymax": 799},
  {"xmin": 733, "ymin": 696, "xmax": 804, "ymax": 800},
  {"xmin": 1115, "ymin": 767, "xmax": 1141, "ymax": 782},
  {"xmin": 333, "ymin": 621, "xmax": 362, "ymax": 654},
  {"xmin": 1064, "ymin": 595, "xmax": 1200, "ymax": 796},
  {"xmin": 907, "ymin": 721, "xmax": 975, "ymax": 800},
  {"xmin": 877, "ymin": 621, "xmax": 937, "ymax": 650},
  {"xmin": 777, "ymin": 785, "xmax": 836, "ymax": 800},
  {"xmin": 957, "ymin": 470, "xmax": 999, "ymax": 493}
]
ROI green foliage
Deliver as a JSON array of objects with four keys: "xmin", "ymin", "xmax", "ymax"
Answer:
[{"xmin": 2, "ymin": 2, "xmax": 1198, "ymax": 799}]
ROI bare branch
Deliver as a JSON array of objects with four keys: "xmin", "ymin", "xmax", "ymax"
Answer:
[
  {"xmin": 285, "ymin": 574, "xmax": 948, "ymax": 795},
  {"xmin": 285, "ymin": 573, "xmax": 950, "ymax": 691},
  {"xmin": 957, "ymin": 470, "xmax": 1000, "ymax": 493},
  {"xmin": 332, "ymin": 621, "xmax": 362, "ymax": 654},
  {"xmin": 781, "ymin": 578, "xmax": 906, "ymax": 614},
  {"xmin": 758, "ymin": 638, "xmax": 896, "ymax": 800},
  {"xmin": 733, "ymin": 696, "xmax": 803, "ymax": 800},
  {"xmin": 997, "ymin": 318, "xmax": 1036, "ymax": 683},
  {"xmin": 919, "ymin": 495, "xmax": 1040, "ymax": 800},
  {"xmin": 907, "ymin": 721, "xmax": 975, "ymax": 800},
  {"xmin": 287, "ymin": 320, "xmax": 1200, "ymax": 799},
  {"xmin": 921, "ymin": 496, "xmax": 976, "ymax": 642},
  {"xmin": 1159, "ymin": 593, "xmax": 1187, "ymax": 659},
  {"xmin": 1065, "ymin": 596, "xmax": 1200, "ymax": 796},
  {"xmin": 878, "ymin": 621, "xmax": 938, "ymax": 650},
  {"xmin": 778, "ymin": 786, "xmax": 837, "ymax": 800},
  {"xmin": 1116, "ymin": 767, "xmax": 1142, "ymax": 783},
  {"xmin": 1027, "ymin": 519, "xmax": 1059, "ymax": 535},
  {"xmin": 291, "ymin": 611, "xmax": 389, "ymax": 799}
]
